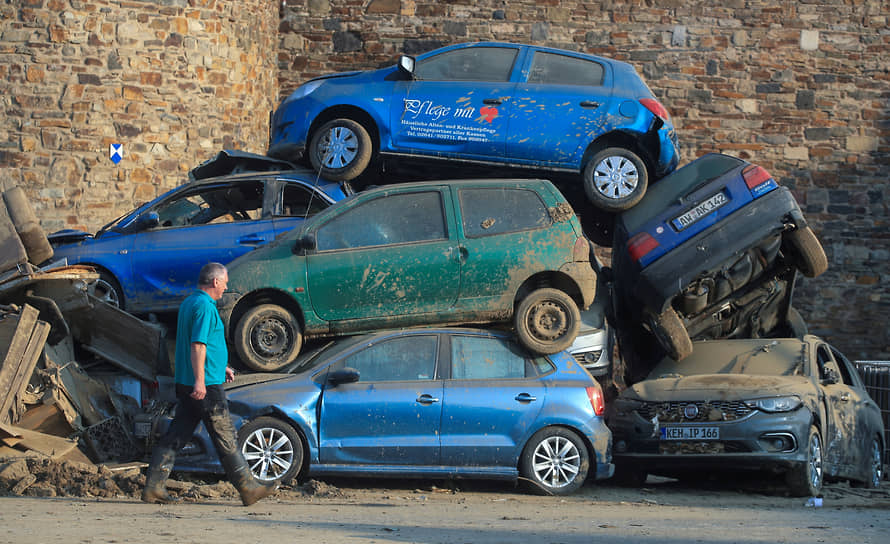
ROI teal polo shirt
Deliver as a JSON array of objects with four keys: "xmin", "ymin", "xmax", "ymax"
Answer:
[{"xmin": 174, "ymin": 289, "xmax": 228, "ymax": 386}]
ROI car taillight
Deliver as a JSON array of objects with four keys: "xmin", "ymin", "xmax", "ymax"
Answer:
[
  {"xmin": 742, "ymin": 164, "xmax": 778, "ymax": 198},
  {"xmin": 640, "ymin": 98, "xmax": 671, "ymax": 123},
  {"xmin": 627, "ymin": 232, "xmax": 659, "ymax": 263},
  {"xmin": 586, "ymin": 385, "xmax": 605, "ymax": 416},
  {"xmin": 572, "ymin": 237, "xmax": 590, "ymax": 262}
]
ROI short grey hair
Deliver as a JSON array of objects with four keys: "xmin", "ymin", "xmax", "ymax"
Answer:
[{"xmin": 198, "ymin": 262, "xmax": 227, "ymax": 286}]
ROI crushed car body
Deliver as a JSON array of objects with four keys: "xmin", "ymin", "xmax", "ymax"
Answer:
[{"xmin": 607, "ymin": 336, "xmax": 885, "ymax": 496}]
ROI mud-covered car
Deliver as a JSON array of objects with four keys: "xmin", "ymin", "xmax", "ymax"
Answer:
[
  {"xmin": 608, "ymin": 337, "xmax": 885, "ymax": 496},
  {"xmin": 218, "ymin": 178, "xmax": 597, "ymax": 372},
  {"xmin": 161, "ymin": 328, "xmax": 614, "ymax": 495},
  {"xmin": 48, "ymin": 151, "xmax": 352, "ymax": 313},
  {"xmin": 611, "ymin": 153, "xmax": 827, "ymax": 360},
  {"xmin": 268, "ymin": 41, "xmax": 679, "ymax": 211}
]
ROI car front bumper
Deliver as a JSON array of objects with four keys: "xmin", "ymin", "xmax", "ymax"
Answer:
[
  {"xmin": 609, "ymin": 404, "xmax": 813, "ymax": 476},
  {"xmin": 634, "ymin": 186, "xmax": 805, "ymax": 313}
]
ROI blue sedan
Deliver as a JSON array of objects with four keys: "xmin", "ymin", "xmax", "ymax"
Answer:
[
  {"xmin": 48, "ymin": 152, "xmax": 351, "ymax": 313},
  {"xmin": 166, "ymin": 328, "xmax": 614, "ymax": 495},
  {"xmin": 269, "ymin": 41, "xmax": 679, "ymax": 211}
]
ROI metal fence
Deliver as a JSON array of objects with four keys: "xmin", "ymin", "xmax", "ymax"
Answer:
[{"xmin": 854, "ymin": 361, "xmax": 890, "ymax": 466}]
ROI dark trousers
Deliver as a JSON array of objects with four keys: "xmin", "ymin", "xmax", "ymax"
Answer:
[{"xmin": 156, "ymin": 383, "xmax": 239, "ymax": 460}]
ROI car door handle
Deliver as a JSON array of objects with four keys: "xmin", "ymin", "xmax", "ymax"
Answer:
[
  {"xmin": 515, "ymin": 393, "xmax": 537, "ymax": 403},
  {"xmin": 483, "ymin": 98, "xmax": 503, "ymax": 105},
  {"xmin": 238, "ymin": 234, "xmax": 267, "ymax": 245},
  {"xmin": 458, "ymin": 245, "xmax": 468, "ymax": 263},
  {"xmin": 839, "ymin": 393, "xmax": 850, "ymax": 402},
  {"xmin": 417, "ymin": 394, "xmax": 440, "ymax": 405},
  {"xmin": 580, "ymin": 100, "xmax": 600, "ymax": 108}
]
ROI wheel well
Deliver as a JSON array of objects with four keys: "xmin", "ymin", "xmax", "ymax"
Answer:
[
  {"xmin": 513, "ymin": 271, "xmax": 585, "ymax": 310},
  {"xmin": 582, "ymin": 131, "xmax": 655, "ymax": 174},
  {"xmin": 80, "ymin": 263, "xmax": 125, "ymax": 303},
  {"xmin": 228, "ymin": 289, "xmax": 305, "ymax": 339},
  {"xmin": 309, "ymin": 106, "xmax": 380, "ymax": 154}
]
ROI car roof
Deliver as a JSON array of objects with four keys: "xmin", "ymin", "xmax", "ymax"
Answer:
[
  {"xmin": 423, "ymin": 41, "xmax": 629, "ymax": 68},
  {"xmin": 360, "ymin": 177, "xmax": 555, "ymax": 193}
]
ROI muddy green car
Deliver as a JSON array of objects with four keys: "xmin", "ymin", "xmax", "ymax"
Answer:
[{"xmin": 218, "ymin": 179, "xmax": 597, "ymax": 371}]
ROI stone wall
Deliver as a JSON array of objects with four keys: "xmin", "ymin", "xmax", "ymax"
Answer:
[
  {"xmin": 0, "ymin": 0, "xmax": 278, "ymax": 233},
  {"xmin": 0, "ymin": 0, "xmax": 887, "ymax": 358},
  {"xmin": 276, "ymin": 0, "xmax": 890, "ymax": 359}
]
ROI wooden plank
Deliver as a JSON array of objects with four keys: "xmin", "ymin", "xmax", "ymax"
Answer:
[
  {"xmin": 0, "ymin": 423, "xmax": 80, "ymax": 459},
  {"xmin": 0, "ymin": 305, "xmax": 40, "ymax": 424},
  {"xmin": 7, "ymin": 321, "xmax": 50, "ymax": 423}
]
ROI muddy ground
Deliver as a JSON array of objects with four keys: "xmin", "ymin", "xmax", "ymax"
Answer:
[{"xmin": 2, "ymin": 457, "xmax": 889, "ymax": 543}]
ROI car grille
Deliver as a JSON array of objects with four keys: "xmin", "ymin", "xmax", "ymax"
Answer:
[{"xmin": 635, "ymin": 400, "xmax": 753, "ymax": 422}]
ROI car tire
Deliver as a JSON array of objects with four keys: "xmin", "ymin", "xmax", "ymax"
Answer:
[
  {"xmin": 309, "ymin": 118, "xmax": 373, "ymax": 181},
  {"xmin": 852, "ymin": 436, "xmax": 883, "ymax": 489},
  {"xmin": 582, "ymin": 147, "xmax": 649, "ymax": 212},
  {"xmin": 787, "ymin": 425, "xmax": 823, "ymax": 497},
  {"xmin": 645, "ymin": 307, "xmax": 693, "ymax": 361},
  {"xmin": 784, "ymin": 226, "xmax": 828, "ymax": 278},
  {"xmin": 238, "ymin": 416, "xmax": 304, "ymax": 484},
  {"xmin": 520, "ymin": 427, "xmax": 590, "ymax": 495},
  {"xmin": 514, "ymin": 288, "xmax": 581, "ymax": 354},
  {"xmin": 234, "ymin": 304, "xmax": 303, "ymax": 372},
  {"xmin": 91, "ymin": 271, "xmax": 124, "ymax": 309},
  {"xmin": 611, "ymin": 464, "xmax": 647, "ymax": 487}
]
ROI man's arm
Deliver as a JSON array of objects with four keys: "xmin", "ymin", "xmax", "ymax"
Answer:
[{"xmin": 190, "ymin": 342, "xmax": 207, "ymax": 400}]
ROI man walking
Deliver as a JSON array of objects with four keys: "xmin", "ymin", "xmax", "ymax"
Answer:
[{"xmin": 142, "ymin": 262, "xmax": 278, "ymax": 506}]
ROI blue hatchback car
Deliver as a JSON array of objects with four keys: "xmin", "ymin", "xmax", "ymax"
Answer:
[
  {"xmin": 163, "ymin": 328, "xmax": 614, "ymax": 495},
  {"xmin": 48, "ymin": 151, "xmax": 352, "ymax": 313},
  {"xmin": 611, "ymin": 153, "xmax": 827, "ymax": 361},
  {"xmin": 269, "ymin": 41, "xmax": 679, "ymax": 211}
]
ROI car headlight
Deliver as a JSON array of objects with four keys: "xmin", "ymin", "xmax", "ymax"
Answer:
[
  {"xmin": 745, "ymin": 396, "xmax": 802, "ymax": 413},
  {"xmin": 283, "ymin": 80, "xmax": 323, "ymax": 104}
]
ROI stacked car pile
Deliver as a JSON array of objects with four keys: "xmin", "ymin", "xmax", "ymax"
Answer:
[{"xmin": 43, "ymin": 42, "xmax": 883, "ymax": 496}]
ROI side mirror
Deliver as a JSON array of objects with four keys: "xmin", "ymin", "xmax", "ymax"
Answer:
[
  {"xmin": 398, "ymin": 55, "xmax": 416, "ymax": 77},
  {"xmin": 135, "ymin": 211, "xmax": 160, "ymax": 230},
  {"xmin": 821, "ymin": 367, "xmax": 841, "ymax": 385},
  {"xmin": 326, "ymin": 367, "xmax": 359, "ymax": 386},
  {"xmin": 293, "ymin": 232, "xmax": 317, "ymax": 254}
]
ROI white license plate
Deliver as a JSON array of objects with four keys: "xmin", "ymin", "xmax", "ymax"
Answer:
[
  {"xmin": 660, "ymin": 426, "xmax": 720, "ymax": 440},
  {"xmin": 671, "ymin": 191, "xmax": 728, "ymax": 231}
]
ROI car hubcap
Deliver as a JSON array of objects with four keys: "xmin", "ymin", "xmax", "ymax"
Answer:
[
  {"xmin": 871, "ymin": 440, "xmax": 882, "ymax": 487},
  {"xmin": 92, "ymin": 278, "xmax": 120, "ymax": 307},
  {"xmin": 250, "ymin": 318, "xmax": 291, "ymax": 358},
  {"xmin": 809, "ymin": 433, "xmax": 823, "ymax": 490},
  {"xmin": 593, "ymin": 155, "xmax": 639, "ymax": 199},
  {"xmin": 319, "ymin": 126, "xmax": 358, "ymax": 169},
  {"xmin": 526, "ymin": 301, "xmax": 568, "ymax": 341},
  {"xmin": 532, "ymin": 436, "xmax": 581, "ymax": 489},
  {"xmin": 242, "ymin": 427, "xmax": 294, "ymax": 482}
]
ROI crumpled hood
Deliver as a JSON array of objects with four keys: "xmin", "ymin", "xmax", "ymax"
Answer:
[{"xmin": 625, "ymin": 373, "xmax": 812, "ymax": 402}]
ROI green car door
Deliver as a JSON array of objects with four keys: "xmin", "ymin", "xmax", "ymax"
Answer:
[{"xmin": 306, "ymin": 188, "xmax": 461, "ymax": 322}]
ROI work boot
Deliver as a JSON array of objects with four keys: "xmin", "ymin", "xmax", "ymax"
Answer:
[
  {"xmin": 141, "ymin": 447, "xmax": 180, "ymax": 504},
  {"xmin": 221, "ymin": 453, "xmax": 279, "ymax": 506}
]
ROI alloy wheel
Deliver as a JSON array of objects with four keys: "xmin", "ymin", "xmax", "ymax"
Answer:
[
  {"xmin": 531, "ymin": 435, "xmax": 582, "ymax": 489},
  {"xmin": 241, "ymin": 426, "xmax": 295, "ymax": 482}
]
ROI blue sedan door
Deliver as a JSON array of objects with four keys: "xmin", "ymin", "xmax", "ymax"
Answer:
[
  {"xmin": 390, "ymin": 45, "xmax": 520, "ymax": 158},
  {"xmin": 318, "ymin": 335, "xmax": 443, "ymax": 466},
  {"xmin": 506, "ymin": 50, "xmax": 612, "ymax": 165},
  {"xmin": 440, "ymin": 335, "xmax": 547, "ymax": 468},
  {"xmin": 129, "ymin": 180, "xmax": 273, "ymax": 310}
]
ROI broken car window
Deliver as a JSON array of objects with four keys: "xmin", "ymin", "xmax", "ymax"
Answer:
[
  {"xmin": 415, "ymin": 46, "xmax": 518, "ymax": 82},
  {"xmin": 154, "ymin": 181, "xmax": 263, "ymax": 228},
  {"xmin": 316, "ymin": 191, "xmax": 446, "ymax": 251},
  {"xmin": 279, "ymin": 183, "xmax": 328, "ymax": 218},
  {"xmin": 340, "ymin": 335, "xmax": 438, "ymax": 381},
  {"xmin": 459, "ymin": 188, "xmax": 551, "ymax": 238}
]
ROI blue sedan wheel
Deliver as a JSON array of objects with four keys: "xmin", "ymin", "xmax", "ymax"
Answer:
[
  {"xmin": 238, "ymin": 416, "xmax": 303, "ymax": 484},
  {"xmin": 309, "ymin": 118, "xmax": 373, "ymax": 181},
  {"xmin": 520, "ymin": 427, "xmax": 589, "ymax": 495},
  {"xmin": 583, "ymin": 147, "xmax": 648, "ymax": 212}
]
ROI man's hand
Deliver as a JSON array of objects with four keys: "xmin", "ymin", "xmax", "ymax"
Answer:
[
  {"xmin": 225, "ymin": 366, "xmax": 235, "ymax": 383},
  {"xmin": 190, "ymin": 379, "xmax": 206, "ymax": 400}
]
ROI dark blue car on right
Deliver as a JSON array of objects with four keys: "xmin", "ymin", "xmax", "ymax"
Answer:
[{"xmin": 612, "ymin": 153, "xmax": 828, "ymax": 361}]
